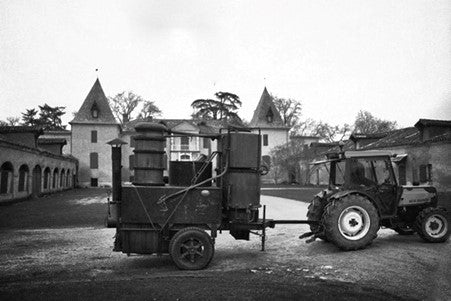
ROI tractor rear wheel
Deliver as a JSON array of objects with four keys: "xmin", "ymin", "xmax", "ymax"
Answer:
[
  {"xmin": 322, "ymin": 194, "xmax": 380, "ymax": 251},
  {"xmin": 307, "ymin": 196, "xmax": 328, "ymax": 241},
  {"xmin": 415, "ymin": 207, "xmax": 450, "ymax": 243},
  {"xmin": 169, "ymin": 227, "xmax": 214, "ymax": 270}
]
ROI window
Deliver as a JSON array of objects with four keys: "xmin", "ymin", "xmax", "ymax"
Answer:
[
  {"xmin": 91, "ymin": 178, "xmax": 98, "ymax": 187},
  {"xmin": 66, "ymin": 170, "xmax": 71, "ymax": 187},
  {"xmin": 130, "ymin": 136, "xmax": 135, "ymax": 148},
  {"xmin": 419, "ymin": 164, "xmax": 432, "ymax": 183},
  {"xmin": 60, "ymin": 169, "xmax": 65, "ymax": 187},
  {"xmin": 91, "ymin": 130, "xmax": 97, "ymax": 143},
  {"xmin": 181, "ymin": 136, "xmax": 189, "ymax": 150},
  {"xmin": 18, "ymin": 165, "xmax": 29, "ymax": 192},
  {"xmin": 53, "ymin": 168, "xmax": 58, "ymax": 188},
  {"xmin": 91, "ymin": 103, "xmax": 99, "ymax": 118},
  {"xmin": 263, "ymin": 134, "xmax": 269, "ymax": 146},
  {"xmin": 203, "ymin": 137, "xmax": 211, "ymax": 149},
  {"xmin": 90, "ymin": 153, "xmax": 99, "ymax": 169},
  {"xmin": 0, "ymin": 162, "xmax": 14, "ymax": 194},
  {"xmin": 262, "ymin": 155, "xmax": 271, "ymax": 167},
  {"xmin": 266, "ymin": 109, "xmax": 274, "ymax": 123},
  {"xmin": 129, "ymin": 155, "xmax": 134, "ymax": 170},
  {"xmin": 349, "ymin": 158, "xmax": 395, "ymax": 186},
  {"xmin": 180, "ymin": 154, "xmax": 191, "ymax": 161},
  {"xmin": 43, "ymin": 167, "xmax": 51, "ymax": 189}
]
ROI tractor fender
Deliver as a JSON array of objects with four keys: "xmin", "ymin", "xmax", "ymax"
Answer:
[{"xmin": 329, "ymin": 190, "xmax": 381, "ymax": 216}]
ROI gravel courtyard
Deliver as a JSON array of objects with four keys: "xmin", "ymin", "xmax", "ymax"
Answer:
[{"xmin": 0, "ymin": 188, "xmax": 450, "ymax": 300}]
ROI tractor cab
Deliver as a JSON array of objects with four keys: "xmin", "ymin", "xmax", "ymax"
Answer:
[{"xmin": 314, "ymin": 151, "xmax": 399, "ymax": 216}]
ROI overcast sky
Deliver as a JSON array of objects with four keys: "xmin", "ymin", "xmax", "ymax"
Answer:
[{"xmin": 1, "ymin": 0, "xmax": 450, "ymax": 129}]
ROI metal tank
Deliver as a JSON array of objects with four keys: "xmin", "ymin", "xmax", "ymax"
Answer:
[{"xmin": 132, "ymin": 122, "xmax": 167, "ymax": 186}]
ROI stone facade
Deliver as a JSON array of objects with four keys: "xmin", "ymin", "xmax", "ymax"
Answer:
[
  {"xmin": 71, "ymin": 124, "xmax": 120, "ymax": 187},
  {"xmin": 70, "ymin": 79, "xmax": 120, "ymax": 187},
  {"xmin": 68, "ymin": 82, "xmax": 290, "ymax": 187},
  {"xmin": 0, "ymin": 131, "xmax": 77, "ymax": 203}
]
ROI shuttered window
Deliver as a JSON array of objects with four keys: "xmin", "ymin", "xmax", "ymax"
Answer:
[
  {"xmin": 419, "ymin": 164, "xmax": 432, "ymax": 183},
  {"xmin": 91, "ymin": 130, "xmax": 97, "ymax": 143},
  {"xmin": 129, "ymin": 155, "xmax": 134, "ymax": 170},
  {"xmin": 90, "ymin": 152, "xmax": 99, "ymax": 169}
]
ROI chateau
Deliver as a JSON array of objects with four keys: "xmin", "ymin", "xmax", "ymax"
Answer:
[{"xmin": 70, "ymin": 79, "xmax": 290, "ymax": 187}]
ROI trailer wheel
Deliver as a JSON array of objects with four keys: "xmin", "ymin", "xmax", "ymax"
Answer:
[
  {"xmin": 169, "ymin": 227, "xmax": 214, "ymax": 270},
  {"xmin": 415, "ymin": 207, "xmax": 450, "ymax": 243},
  {"xmin": 307, "ymin": 196, "xmax": 328, "ymax": 241},
  {"xmin": 322, "ymin": 194, "xmax": 379, "ymax": 251}
]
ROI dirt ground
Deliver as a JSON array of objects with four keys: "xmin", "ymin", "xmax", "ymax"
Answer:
[{"xmin": 0, "ymin": 188, "xmax": 450, "ymax": 300}]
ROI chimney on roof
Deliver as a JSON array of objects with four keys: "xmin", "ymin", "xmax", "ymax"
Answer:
[{"xmin": 122, "ymin": 114, "xmax": 129, "ymax": 123}]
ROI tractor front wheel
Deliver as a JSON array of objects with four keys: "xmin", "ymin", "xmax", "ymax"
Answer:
[
  {"xmin": 322, "ymin": 194, "xmax": 380, "ymax": 251},
  {"xmin": 169, "ymin": 227, "xmax": 214, "ymax": 270},
  {"xmin": 415, "ymin": 207, "xmax": 450, "ymax": 243}
]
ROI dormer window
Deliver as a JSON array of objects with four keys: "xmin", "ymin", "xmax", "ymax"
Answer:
[
  {"xmin": 266, "ymin": 109, "xmax": 274, "ymax": 123},
  {"xmin": 91, "ymin": 103, "xmax": 99, "ymax": 118}
]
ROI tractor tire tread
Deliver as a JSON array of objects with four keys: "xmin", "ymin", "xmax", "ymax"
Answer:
[
  {"xmin": 414, "ymin": 207, "xmax": 450, "ymax": 243},
  {"xmin": 322, "ymin": 194, "xmax": 379, "ymax": 251}
]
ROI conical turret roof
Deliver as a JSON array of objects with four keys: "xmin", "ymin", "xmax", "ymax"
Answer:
[
  {"xmin": 249, "ymin": 87, "xmax": 286, "ymax": 128},
  {"xmin": 70, "ymin": 79, "xmax": 118, "ymax": 124}
]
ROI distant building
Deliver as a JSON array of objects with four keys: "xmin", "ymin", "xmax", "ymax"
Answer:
[
  {"xmin": 249, "ymin": 87, "xmax": 291, "ymax": 182},
  {"xmin": 66, "ymin": 80, "xmax": 291, "ymax": 186},
  {"xmin": 0, "ymin": 126, "xmax": 77, "ymax": 203},
  {"xmin": 356, "ymin": 119, "xmax": 451, "ymax": 191},
  {"xmin": 69, "ymin": 79, "xmax": 121, "ymax": 187},
  {"xmin": 308, "ymin": 119, "xmax": 451, "ymax": 192}
]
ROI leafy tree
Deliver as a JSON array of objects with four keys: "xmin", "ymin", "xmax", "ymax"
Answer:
[
  {"xmin": 137, "ymin": 100, "xmax": 162, "ymax": 120},
  {"xmin": 20, "ymin": 105, "xmax": 66, "ymax": 130},
  {"xmin": 0, "ymin": 120, "xmax": 9, "ymax": 126},
  {"xmin": 354, "ymin": 110, "xmax": 397, "ymax": 133},
  {"xmin": 272, "ymin": 95, "xmax": 302, "ymax": 127},
  {"xmin": 21, "ymin": 109, "xmax": 39, "ymax": 126},
  {"xmin": 37, "ymin": 104, "xmax": 66, "ymax": 130},
  {"xmin": 191, "ymin": 92, "xmax": 242, "ymax": 121}
]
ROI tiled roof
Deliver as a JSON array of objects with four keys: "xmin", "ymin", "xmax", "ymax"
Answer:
[
  {"xmin": 249, "ymin": 87, "xmax": 288, "ymax": 128},
  {"xmin": 70, "ymin": 79, "xmax": 118, "ymax": 124},
  {"xmin": 0, "ymin": 137, "xmax": 77, "ymax": 162},
  {"xmin": 360, "ymin": 127, "xmax": 421, "ymax": 149},
  {"xmin": 0, "ymin": 126, "xmax": 43, "ymax": 135},
  {"xmin": 123, "ymin": 118, "xmax": 245, "ymax": 134},
  {"xmin": 122, "ymin": 119, "xmax": 194, "ymax": 132},
  {"xmin": 37, "ymin": 138, "xmax": 67, "ymax": 145},
  {"xmin": 414, "ymin": 119, "xmax": 451, "ymax": 128},
  {"xmin": 350, "ymin": 132, "xmax": 389, "ymax": 141}
]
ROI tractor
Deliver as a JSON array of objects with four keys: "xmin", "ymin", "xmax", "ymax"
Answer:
[{"xmin": 306, "ymin": 150, "xmax": 450, "ymax": 250}]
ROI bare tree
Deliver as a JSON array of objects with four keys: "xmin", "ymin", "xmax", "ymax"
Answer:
[
  {"xmin": 354, "ymin": 110, "xmax": 397, "ymax": 133},
  {"xmin": 272, "ymin": 95, "xmax": 302, "ymax": 127},
  {"xmin": 293, "ymin": 118, "xmax": 350, "ymax": 142},
  {"xmin": 6, "ymin": 117, "xmax": 21, "ymax": 126},
  {"xmin": 109, "ymin": 91, "xmax": 144, "ymax": 124}
]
